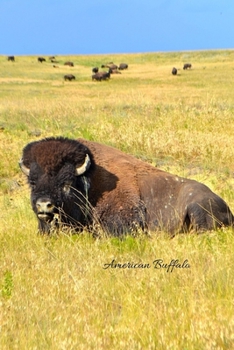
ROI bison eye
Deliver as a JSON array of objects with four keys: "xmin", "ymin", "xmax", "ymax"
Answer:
[{"xmin": 63, "ymin": 182, "xmax": 72, "ymax": 194}]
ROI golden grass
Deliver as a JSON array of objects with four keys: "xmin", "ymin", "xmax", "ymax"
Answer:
[
  {"xmin": 0, "ymin": 50, "xmax": 234, "ymax": 349},
  {"xmin": 1, "ymin": 218, "xmax": 234, "ymax": 349}
]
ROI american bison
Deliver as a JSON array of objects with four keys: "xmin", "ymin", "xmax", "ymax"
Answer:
[
  {"xmin": 7, "ymin": 56, "xmax": 15, "ymax": 61},
  {"xmin": 19, "ymin": 137, "xmax": 234, "ymax": 235},
  {"xmin": 109, "ymin": 68, "xmax": 121, "ymax": 74},
  {"xmin": 118, "ymin": 63, "xmax": 128, "ymax": 70},
  {"xmin": 92, "ymin": 73, "xmax": 103, "ymax": 81},
  {"xmin": 101, "ymin": 63, "xmax": 118, "ymax": 70},
  {"xmin": 92, "ymin": 69, "xmax": 111, "ymax": 81},
  {"xmin": 38, "ymin": 57, "xmax": 46, "ymax": 63},
  {"xmin": 172, "ymin": 67, "xmax": 177, "ymax": 75},
  {"xmin": 183, "ymin": 63, "xmax": 192, "ymax": 70},
  {"xmin": 64, "ymin": 61, "xmax": 74, "ymax": 67},
  {"xmin": 64, "ymin": 74, "xmax": 76, "ymax": 81}
]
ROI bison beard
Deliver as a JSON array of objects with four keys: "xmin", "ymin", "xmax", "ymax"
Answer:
[{"xmin": 19, "ymin": 137, "xmax": 234, "ymax": 235}]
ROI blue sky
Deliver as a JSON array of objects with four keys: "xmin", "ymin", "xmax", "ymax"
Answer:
[{"xmin": 0, "ymin": 0, "xmax": 233, "ymax": 55}]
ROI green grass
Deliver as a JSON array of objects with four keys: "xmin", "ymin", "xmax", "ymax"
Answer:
[{"xmin": 0, "ymin": 50, "xmax": 234, "ymax": 349}]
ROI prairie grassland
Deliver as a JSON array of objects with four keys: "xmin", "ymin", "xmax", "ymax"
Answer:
[{"xmin": 0, "ymin": 50, "xmax": 234, "ymax": 349}]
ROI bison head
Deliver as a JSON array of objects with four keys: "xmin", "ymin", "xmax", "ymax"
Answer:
[{"xmin": 19, "ymin": 137, "xmax": 92, "ymax": 233}]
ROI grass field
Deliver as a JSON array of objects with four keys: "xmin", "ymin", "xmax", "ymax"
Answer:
[{"xmin": 0, "ymin": 50, "xmax": 234, "ymax": 349}]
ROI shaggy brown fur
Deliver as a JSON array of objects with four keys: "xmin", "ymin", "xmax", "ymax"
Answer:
[
  {"xmin": 79, "ymin": 139, "xmax": 234, "ymax": 233},
  {"xmin": 20, "ymin": 137, "xmax": 234, "ymax": 235},
  {"xmin": 22, "ymin": 137, "xmax": 92, "ymax": 175}
]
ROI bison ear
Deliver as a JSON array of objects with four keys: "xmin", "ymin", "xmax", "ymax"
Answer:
[
  {"xmin": 19, "ymin": 158, "xmax": 30, "ymax": 176},
  {"xmin": 76, "ymin": 154, "xmax": 91, "ymax": 176}
]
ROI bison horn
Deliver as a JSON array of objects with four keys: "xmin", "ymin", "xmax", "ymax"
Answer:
[
  {"xmin": 19, "ymin": 158, "xmax": 30, "ymax": 176},
  {"xmin": 76, "ymin": 154, "xmax": 91, "ymax": 176}
]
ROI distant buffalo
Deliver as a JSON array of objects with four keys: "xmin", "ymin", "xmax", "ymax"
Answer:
[
  {"xmin": 92, "ymin": 72, "xmax": 103, "ymax": 81},
  {"xmin": 118, "ymin": 63, "xmax": 128, "ymax": 70},
  {"xmin": 172, "ymin": 67, "xmax": 177, "ymax": 75},
  {"xmin": 92, "ymin": 69, "xmax": 111, "ymax": 81},
  {"xmin": 109, "ymin": 68, "xmax": 121, "ymax": 74},
  {"xmin": 64, "ymin": 74, "xmax": 76, "ymax": 81},
  {"xmin": 38, "ymin": 57, "xmax": 46, "ymax": 63},
  {"xmin": 101, "ymin": 63, "xmax": 118, "ymax": 70},
  {"xmin": 64, "ymin": 61, "xmax": 74, "ymax": 67},
  {"xmin": 7, "ymin": 56, "xmax": 15, "ymax": 62},
  {"xmin": 92, "ymin": 67, "xmax": 99, "ymax": 73},
  {"xmin": 183, "ymin": 63, "xmax": 192, "ymax": 70},
  {"xmin": 19, "ymin": 137, "xmax": 234, "ymax": 235}
]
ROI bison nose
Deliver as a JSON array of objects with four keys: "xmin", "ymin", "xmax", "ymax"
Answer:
[{"xmin": 36, "ymin": 199, "xmax": 54, "ymax": 213}]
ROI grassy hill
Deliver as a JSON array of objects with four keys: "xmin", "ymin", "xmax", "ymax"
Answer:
[{"xmin": 0, "ymin": 50, "xmax": 234, "ymax": 349}]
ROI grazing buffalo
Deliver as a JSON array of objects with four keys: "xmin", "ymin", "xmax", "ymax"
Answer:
[
  {"xmin": 7, "ymin": 56, "xmax": 15, "ymax": 61},
  {"xmin": 92, "ymin": 69, "xmax": 111, "ymax": 81},
  {"xmin": 118, "ymin": 63, "xmax": 128, "ymax": 70},
  {"xmin": 109, "ymin": 68, "xmax": 121, "ymax": 74},
  {"xmin": 91, "ymin": 73, "xmax": 103, "ymax": 81},
  {"xmin": 172, "ymin": 67, "xmax": 177, "ymax": 75},
  {"xmin": 183, "ymin": 63, "xmax": 192, "ymax": 70},
  {"xmin": 38, "ymin": 57, "xmax": 46, "ymax": 63},
  {"xmin": 101, "ymin": 63, "xmax": 118, "ymax": 70},
  {"xmin": 19, "ymin": 137, "xmax": 234, "ymax": 235},
  {"xmin": 64, "ymin": 74, "xmax": 76, "ymax": 81},
  {"xmin": 64, "ymin": 61, "xmax": 74, "ymax": 67}
]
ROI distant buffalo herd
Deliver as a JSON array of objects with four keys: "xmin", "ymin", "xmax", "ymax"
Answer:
[
  {"xmin": 6, "ymin": 55, "xmax": 129, "ymax": 82},
  {"xmin": 6, "ymin": 55, "xmax": 192, "ymax": 80},
  {"xmin": 91, "ymin": 62, "xmax": 128, "ymax": 81}
]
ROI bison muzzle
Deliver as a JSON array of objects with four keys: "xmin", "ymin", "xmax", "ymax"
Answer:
[{"xmin": 19, "ymin": 137, "xmax": 234, "ymax": 235}]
